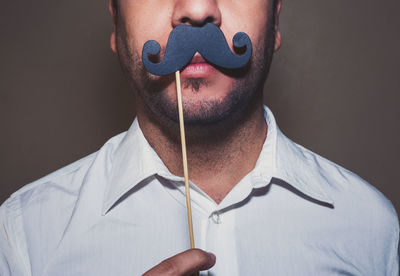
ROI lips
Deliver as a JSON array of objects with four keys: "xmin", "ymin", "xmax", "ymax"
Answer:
[
  {"xmin": 190, "ymin": 54, "xmax": 207, "ymax": 64},
  {"xmin": 180, "ymin": 53, "xmax": 216, "ymax": 78}
]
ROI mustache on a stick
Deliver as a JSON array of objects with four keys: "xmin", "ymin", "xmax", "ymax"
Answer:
[{"xmin": 142, "ymin": 23, "xmax": 253, "ymax": 76}]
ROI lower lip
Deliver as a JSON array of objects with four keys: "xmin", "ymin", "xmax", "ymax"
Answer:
[{"xmin": 180, "ymin": 63, "xmax": 216, "ymax": 78}]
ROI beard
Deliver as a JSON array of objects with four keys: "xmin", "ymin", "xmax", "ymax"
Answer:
[{"xmin": 115, "ymin": 20, "xmax": 276, "ymax": 138}]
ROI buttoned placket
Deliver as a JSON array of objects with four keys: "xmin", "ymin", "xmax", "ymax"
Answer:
[{"xmin": 159, "ymin": 173, "xmax": 267, "ymax": 276}]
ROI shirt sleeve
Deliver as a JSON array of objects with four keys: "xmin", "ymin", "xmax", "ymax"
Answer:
[
  {"xmin": 0, "ymin": 199, "xmax": 30, "ymax": 276},
  {"xmin": 385, "ymin": 205, "xmax": 400, "ymax": 276},
  {"xmin": 388, "ymin": 222, "xmax": 400, "ymax": 276}
]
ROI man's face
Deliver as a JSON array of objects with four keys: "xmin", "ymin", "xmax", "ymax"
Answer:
[{"xmin": 109, "ymin": 0, "xmax": 281, "ymax": 127}]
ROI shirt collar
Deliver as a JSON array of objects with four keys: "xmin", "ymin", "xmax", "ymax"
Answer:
[
  {"xmin": 252, "ymin": 106, "xmax": 334, "ymax": 206},
  {"xmin": 101, "ymin": 119, "xmax": 178, "ymax": 215},
  {"xmin": 102, "ymin": 106, "xmax": 333, "ymax": 215}
]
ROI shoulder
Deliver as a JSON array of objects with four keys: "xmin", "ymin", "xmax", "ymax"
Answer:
[
  {"xmin": 1, "ymin": 130, "xmax": 126, "ymax": 213},
  {"xmin": 0, "ymin": 153, "xmax": 97, "ymax": 274},
  {"xmin": 1, "ymin": 152, "xmax": 96, "ymax": 216},
  {"xmin": 0, "ymin": 152, "xmax": 97, "ymax": 249},
  {"xmin": 0, "ymin": 131, "xmax": 127, "ymax": 268},
  {"xmin": 295, "ymin": 139, "xmax": 399, "ymax": 250},
  {"xmin": 278, "ymin": 128, "xmax": 398, "ymax": 236},
  {"xmin": 298, "ymin": 140, "xmax": 398, "ymax": 223},
  {"xmin": 284, "ymin": 135, "xmax": 399, "ymax": 272},
  {"xmin": 278, "ymin": 129, "xmax": 395, "ymax": 213},
  {"xmin": 309, "ymin": 143, "xmax": 397, "ymax": 222},
  {"xmin": 0, "ymin": 131, "xmax": 127, "ymax": 273}
]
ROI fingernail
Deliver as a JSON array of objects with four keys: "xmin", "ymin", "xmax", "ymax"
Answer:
[{"xmin": 207, "ymin": 252, "xmax": 216, "ymax": 263}]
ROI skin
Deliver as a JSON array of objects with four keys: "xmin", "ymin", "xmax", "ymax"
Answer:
[
  {"xmin": 108, "ymin": 0, "xmax": 282, "ymax": 274},
  {"xmin": 142, "ymin": 249, "xmax": 216, "ymax": 276}
]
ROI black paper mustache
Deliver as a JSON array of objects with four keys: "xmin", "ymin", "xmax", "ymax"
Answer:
[{"xmin": 142, "ymin": 23, "xmax": 253, "ymax": 76}]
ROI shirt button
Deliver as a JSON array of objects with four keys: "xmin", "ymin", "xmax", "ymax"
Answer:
[{"xmin": 210, "ymin": 211, "xmax": 221, "ymax": 224}]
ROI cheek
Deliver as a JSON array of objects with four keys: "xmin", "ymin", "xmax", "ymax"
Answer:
[
  {"xmin": 219, "ymin": 1, "xmax": 269, "ymax": 48},
  {"xmin": 119, "ymin": 0, "xmax": 174, "ymax": 57}
]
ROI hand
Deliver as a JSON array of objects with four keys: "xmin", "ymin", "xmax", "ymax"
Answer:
[{"xmin": 142, "ymin": 249, "xmax": 216, "ymax": 276}]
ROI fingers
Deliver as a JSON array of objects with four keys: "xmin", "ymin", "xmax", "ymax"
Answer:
[{"xmin": 142, "ymin": 249, "xmax": 216, "ymax": 276}]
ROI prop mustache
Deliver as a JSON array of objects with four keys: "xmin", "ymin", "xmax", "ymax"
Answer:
[{"xmin": 142, "ymin": 23, "xmax": 253, "ymax": 76}]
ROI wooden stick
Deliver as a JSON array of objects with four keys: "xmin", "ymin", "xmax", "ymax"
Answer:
[{"xmin": 175, "ymin": 70, "xmax": 196, "ymax": 249}]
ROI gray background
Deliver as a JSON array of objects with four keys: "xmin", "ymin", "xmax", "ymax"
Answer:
[{"xmin": 0, "ymin": 0, "xmax": 399, "ymax": 214}]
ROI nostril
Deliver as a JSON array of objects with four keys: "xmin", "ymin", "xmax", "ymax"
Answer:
[
  {"xmin": 204, "ymin": 16, "xmax": 214, "ymax": 24},
  {"xmin": 181, "ymin": 17, "xmax": 190, "ymax": 24},
  {"xmin": 180, "ymin": 16, "xmax": 216, "ymax": 26},
  {"xmin": 172, "ymin": 1, "xmax": 222, "ymax": 28}
]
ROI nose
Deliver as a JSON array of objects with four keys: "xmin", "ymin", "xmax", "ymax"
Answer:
[{"xmin": 171, "ymin": 0, "xmax": 222, "ymax": 27}]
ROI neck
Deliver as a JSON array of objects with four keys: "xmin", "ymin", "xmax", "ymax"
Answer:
[{"xmin": 136, "ymin": 98, "xmax": 267, "ymax": 204}]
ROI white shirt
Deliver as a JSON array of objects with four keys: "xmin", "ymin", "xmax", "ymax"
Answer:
[{"xmin": 1, "ymin": 106, "xmax": 399, "ymax": 276}]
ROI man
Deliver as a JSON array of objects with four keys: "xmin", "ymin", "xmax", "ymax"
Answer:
[{"xmin": 1, "ymin": 0, "xmax": 398, "ymax": 275}]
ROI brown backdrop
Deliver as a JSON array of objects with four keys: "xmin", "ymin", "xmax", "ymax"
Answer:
[{"xmin": 1, "ymin": 0, "xmax": 399, "ymax": 214}]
